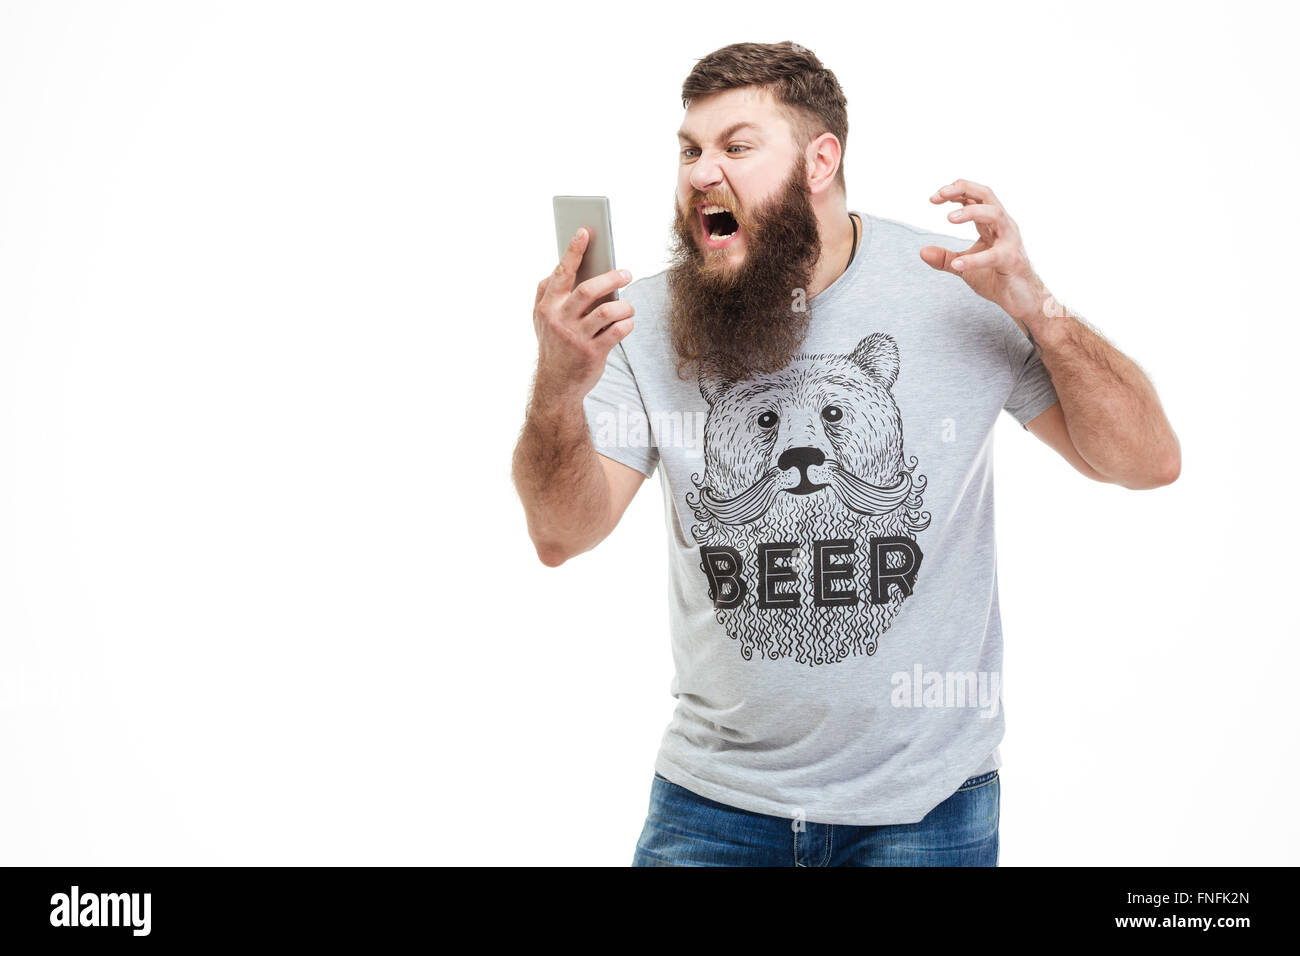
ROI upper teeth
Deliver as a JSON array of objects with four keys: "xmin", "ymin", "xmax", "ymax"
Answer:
[{"xmin": 701, "ymin": 204, "xmax": 731, "ymax": 215}]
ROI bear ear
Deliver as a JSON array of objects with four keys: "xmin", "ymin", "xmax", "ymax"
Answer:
[
  {"xmin": 697, "ymin": 358, "xmax": 735, "ymax": 407},
  {"xmin": 848, "ymin": 333, "xmax": 900, "ymax": 388}
]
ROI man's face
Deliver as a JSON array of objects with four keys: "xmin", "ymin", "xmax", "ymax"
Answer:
[
  {"xmin": 667, "ymin": 87, "xmax": 824, "ymax": 382},
  {"xmin": 674, "ymin": 87, "xmax": 802, "ymax": 269}
]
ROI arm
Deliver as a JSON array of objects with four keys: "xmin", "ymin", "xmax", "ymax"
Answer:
[
  {"xmin": 512, "ymin": 386, "xmax": 647, "ymax": 566},
  {"xmin": 1015, "ymin": 303, "xmax": 1180, "ymax": 490},
  {"xmin": 922, "ymin": 178, "xmax": 1181, "ymax": 491},
  {"xmin": 511, "ymin": 227, "xmax": 641, "ymax": 566},
  {"xmin": 1023, "ymin": 400, "xmax": 1110, "ymax": 483}
]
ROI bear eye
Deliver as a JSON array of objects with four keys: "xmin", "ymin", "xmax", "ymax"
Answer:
[
  {"xmin": 822, "ymin": 405, "xmax": 843, "ymax": 423},
  {"xmin": 757, "ymin": 410, "xmax": 779, "ymax": 429}
]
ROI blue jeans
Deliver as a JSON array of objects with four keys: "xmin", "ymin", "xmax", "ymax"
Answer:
[{"xmin": 632, "ymin": 769, "xmax": 1000, "ymax": 866}]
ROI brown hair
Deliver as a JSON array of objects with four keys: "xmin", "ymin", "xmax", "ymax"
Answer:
[{"xmin": 680, "ymin": 41, "xmax": 849, "ymax": 193}]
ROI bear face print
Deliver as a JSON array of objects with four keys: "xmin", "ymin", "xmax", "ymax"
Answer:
[{"xmin": 686, "ymin": 332, "xmax": 930, "ymax": 666}]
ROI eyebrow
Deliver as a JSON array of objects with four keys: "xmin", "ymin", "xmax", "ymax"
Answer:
[{"xmin": 676, "ymin": 121, "xmax": 762, "ymax": 145}]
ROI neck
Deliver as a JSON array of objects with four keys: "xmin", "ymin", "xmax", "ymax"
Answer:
[{"xmin": 805, "ymin": 197, "xmax": 858, "ymax": 299}]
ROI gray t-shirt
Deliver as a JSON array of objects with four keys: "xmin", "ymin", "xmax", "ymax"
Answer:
[{"xmin": 582, "ymin": 211, "xmax": 1059, "ymax": 825}]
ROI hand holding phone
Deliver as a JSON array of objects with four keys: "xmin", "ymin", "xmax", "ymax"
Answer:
[{"xmin": 532, "ymin": 202, "xmax": 635, "ymax": 401}]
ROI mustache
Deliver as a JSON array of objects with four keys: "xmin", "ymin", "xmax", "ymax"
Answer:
[{"xmin": 692, "ymin": 459, "xmax": 921, "ymax": 525}]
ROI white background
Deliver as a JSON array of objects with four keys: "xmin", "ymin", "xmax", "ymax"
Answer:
[{"xmin": 2, "ymin": 0, "xmax": 1296, "ymax": 866}]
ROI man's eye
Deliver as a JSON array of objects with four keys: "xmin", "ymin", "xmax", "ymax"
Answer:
[{"xmin": 679, "ymin": 146, "xmax": 747, "ymax": 158}]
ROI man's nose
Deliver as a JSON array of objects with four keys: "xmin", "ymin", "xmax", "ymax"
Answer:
[{"xmin": 689, "ymin": 154, "xmax": 724, "ymax": 193}]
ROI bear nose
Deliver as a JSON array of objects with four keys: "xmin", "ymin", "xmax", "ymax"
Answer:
[
  {"xmin": 776, "ymin": 446, "xmax": 829, "ymax": 495},
  {"xmin": 777, "ymin": 446, "xmax": 826, "ymax": 474}
]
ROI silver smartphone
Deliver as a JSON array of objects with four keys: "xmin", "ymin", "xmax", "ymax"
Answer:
[{"xmin": 552, "ymin": 195, "xmax": 618, "ymax": 310}]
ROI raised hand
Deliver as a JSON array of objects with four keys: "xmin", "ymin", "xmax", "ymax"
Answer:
[{"xmin": 919, "ymin": 179, "xmax": 1054, "ymax": 325}]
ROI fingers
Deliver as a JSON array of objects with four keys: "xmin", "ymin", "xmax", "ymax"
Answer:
[
  {"xmin": 581, "ymin": 298, "xmax": 635, "ymax": 339},
  {"xmin": 931, "ymin": 179, "xmax": 998, "ymax": 207},
  {"xmin": 568, "ymin": 268, "xmax": 634, "ymax": 319},
  {"xmin": 947, "ymin": 202, "xmax": 1001, "ymax": 225},
  {"xmin": 592, "ymin": 313, "xmax": 635, "ymax": 347},
  {"xmin": 953, "ymin": 245, "xmax": 1025, "ymax": 274},
  {"xmin": 542, "ymin": 227, "xmax": 589, "ymax": 302},
  {"xmin": 919, "ymin": 244, "xmax": 966, "ymax": 273},
  {"xmin": 947, "ymin": 202, "xmax": 1019, "ymax": 241},
  {"xmin": 535, "ymin": 230, "xmax": 634, "ymax": 348}
]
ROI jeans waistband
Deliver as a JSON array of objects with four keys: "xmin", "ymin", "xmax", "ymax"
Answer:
[{"xmin": 957, "ymin": 769, "xmax": 999, "ymax": 790}]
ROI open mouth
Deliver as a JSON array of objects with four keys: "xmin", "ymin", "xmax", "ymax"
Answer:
[{"xmin": 698, "ymin": 203, "xmax": 740, "ymax": 246}]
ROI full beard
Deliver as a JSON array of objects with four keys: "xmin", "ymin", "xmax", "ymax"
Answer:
[{"xmin": 666, "ymin": 155, "xmax": 823, "ymax": 383}]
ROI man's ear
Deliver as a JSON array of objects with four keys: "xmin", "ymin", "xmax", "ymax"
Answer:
[{"xmin": 804, "ymin": 130, "xmax": 843, "ymax": 196}]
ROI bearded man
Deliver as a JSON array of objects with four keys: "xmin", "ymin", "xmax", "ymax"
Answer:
[{"xmin": 512, "ymin": 40, "xmax": 1180, "ymax": 867}]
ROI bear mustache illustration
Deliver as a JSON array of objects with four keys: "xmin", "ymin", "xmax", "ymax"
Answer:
[{"xmin": 686, "ymin": 332, "xmax": 930, "ymax": 666}]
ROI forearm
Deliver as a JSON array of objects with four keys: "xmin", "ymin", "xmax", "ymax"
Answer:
[
  {"xmin": 511, "ymin": 378, "xmax": 611, "ymax": 565},
  {"xmin": 1014, "ymin": 293, "xmax": 1181, "ymax": 490}
]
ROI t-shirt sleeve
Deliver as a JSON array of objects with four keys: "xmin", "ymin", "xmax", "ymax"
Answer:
[
  {"xmin": 582, "ymin": 341, "xmax": 660, "ymax": 479},
  {"xmin": 1003, "ymin": 321, "xmax": 1060, "ymax": 429}
]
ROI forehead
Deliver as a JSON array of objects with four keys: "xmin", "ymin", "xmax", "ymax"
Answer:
[{"xmin": 678, "ymin": 86, "xmax": 792, "ymax": 142}]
